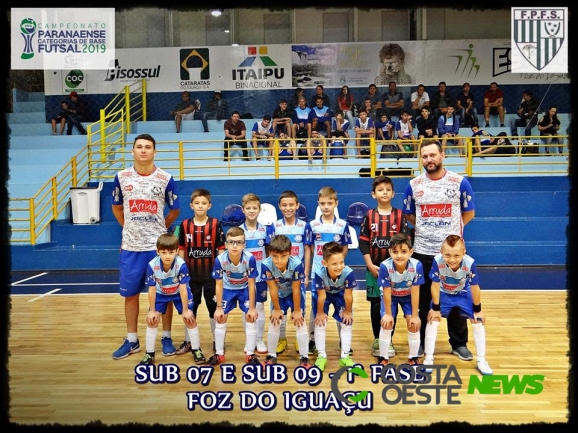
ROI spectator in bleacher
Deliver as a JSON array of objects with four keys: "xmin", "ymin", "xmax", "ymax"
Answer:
[
  {"xmin": 483, "ymin": 82, "xmax": 505, "ymax": 127},
  {"xmin": 50, "ymin": 100, "xmax": 69, "ymax": 135},
  {"xmin": 395, "ymin": 110, "xmax": 416, "ymax": 153},
  {"xmin": 272, "ymin": 99, "xmax": 293, "ymax": 136},
  {"xmin": 376, "ymin": 112, "xmax": 405, "ymax": 158},
  {"xmin": 381, "ymin": 81, "xmax": 405, "ymax": 121},
  {"xmin": 331, "ymin": 110, "xmax": 351, "ymax": 144},
  {"xmin": 429, "ymin": 81, "xmax": 454, "ymax": 121},
  {"xmin": 363, "ymin": 97, "xmax": 377, "ymax": 122},
  {"xmin": 274, "ymin": 131, "xmax": 298, "ymax": 160},
  {"xmin": 354, "ymin": 108, "xmax": 375, "ymax": 158},
  {"xmin": 410, "ymin": 84, "xmax": 430, "ymax": 126},
  {"xmin": 510, "ymin": 89, "xmax": 539, "ymax": 141},
  {"xmin": 223, "ymin": 111, "xmax": 247, "ymax": 161},
  {"xmin": 364, "ymin": 84, "xmax": 383, "ymax": 116},
  {"xmin": 309, "ymin": 84, "xmax": 331, "ymax": 109},
  {"xmin": 309, "ymin": 96, "xmax": 333, "ymax": 137},
  {"xmin": 290, "ymin": 87, "xmax": 304, "ymax": 112},
  {"xmin": 416, "ymin": 106, "xmax": 438, "ymax": 141},
  {"xmin": 291, "ymin": 96, "xmax": 312, "ymax": 141},
  {"xmin": 66, "ymin": 91, "xmax": 87, "ymax": 135},
  {"xmin": 456, "ymin": 82, "xmax": 478, "ymax": 128},
  {"xmin": 336, "ymin": 85, "xmax": 356, "ymax": 127},
  {"xmin": 538, "ymin": 106, "xmax": 562, "ymax": 154},
  {"xmin": 438, "ymin": 105, "xmax": 464, "ymax": 156},
  {"xmin": 471, "ymin": 126, "xmax": 515, "ymax": 156},
  {"xmin": 251, "ymin": 114, "xmax": 276, "ymax": 160},
  {"xmin": 170, "ymin": 91, "xmax": 201, "ymax": 133},
  {"xmin": 202, "ymin": 90, "xmax": 228, "ymax": 133}
]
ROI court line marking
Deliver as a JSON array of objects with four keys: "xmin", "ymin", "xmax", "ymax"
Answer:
[
  {"xmin": 13, "ymin": 282, "xmax": 117, "ymax": 286},
  {"xmin": 27, "ymin": 288, "xmax": 62, "ymax": 302},
  {"xmin": 11, "ymin": 272, "xmax": 48, "ymax": 285}
]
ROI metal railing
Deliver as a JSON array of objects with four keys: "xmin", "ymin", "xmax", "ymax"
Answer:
[{"xmin": 8, "ymin": 128, "xmax": 568, "ymax": 245}]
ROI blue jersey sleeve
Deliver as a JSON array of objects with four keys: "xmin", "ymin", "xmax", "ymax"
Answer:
[
  {"xmin": 414, "ymin": 261, "xmax": 426, "ymax": 286},
  {"xmin": 429, "ymin": 259, "xmax": 441, "ymax": 282},
  {"xmin": 378, "ymin": 262, "xmax": 390, "ymax": 289},
  {"xmin": 248, "ymin": 255, "xmax": 258, "ymax": 279},
  {"xmin": 403, "ymin": 183, "xmax": 416, "ymax": 215},
  {"xmin": 211, "ymin": 257, "xmax": 224, "ymax": 280},
  {"xmin": 459, "ymin": 178, "xmax": 475, "ymax": 212},
  {"xmin": 165, "ymin": 176, "xmax": 180, "ymax": 210},
  {"xmin": 112, "ymin": 174, "xmax": 123, "ymax": 206}
]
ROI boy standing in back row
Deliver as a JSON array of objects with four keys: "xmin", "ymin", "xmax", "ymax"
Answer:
[
  {"xmin": 308, "ymin": 187, "xmax": 351, "ymax": 355},
  {"xmin": 240, "ymin": 193, "xmax": 274, "ymax": 354},
  {"xmin": 176, "ymin": 188, "xmax": 226, "ymax": 361},
  {"xmin": 359, "ymin": 176, "xmax": 409, "ymax": 359},
  {"xmin": 273, "ymin": 190, "xmax": 313, "ymax": 354}
]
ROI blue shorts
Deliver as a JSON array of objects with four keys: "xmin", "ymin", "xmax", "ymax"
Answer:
[
  {"xmin": 279, "ymin": 149, "xmax": 293, "ymax": 159},
  {"xmin": 272, "ymin": 293, "xmax": 306, "ymax": 316},
  {"xmin": 153, "ymin": 291, "xmax": 194, "ymax": 315},
  {"xmin": 221, "ymin": 288, "xmax": 250, "ymax": 314},
  {"xmin": 119, "ymin": 249, "xmax": 157, "ymax": 297},
  {"xmin": 317, "ymin": 290, "xmax": 352, "ymax": 323},
  {"xmin": 380, "ymin": 294, "xmax": 413, "ymax": 318},
  {"xmin": 256, "ymin": 280, "xmax": 268, "ymax": 303},
  {"xmin": 435, "ymin": 290, "xmax": 474, "ymax": 320}
]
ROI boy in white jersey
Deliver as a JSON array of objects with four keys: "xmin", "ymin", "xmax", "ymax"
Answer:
[
  {"xmin": 205, "ymin": 227, "xmax": 259, "ymax": 366},
  {"xmin": 308, "ymin": 186, "xmax": 351, "ymax": 355},
  {"xmin": 376, "ymin": 233, "xmax": 424, "ymax": 366},
  {"xmin": 313, "ymin": 242, "xmax": 358, "ymax": 371},
  {"xmin": 273, "ymin": 190, "xmax": 313, "ymax": 354},
  {"xmin": 261, "ymin": 235, "xmax": 311, "ymax": 368},
  {"xmin": 423, "ymin": 235, "xmax": 493, "ymax": 376},
  {"xmin": 240, "ymin": 193, "xmax": 274, "ymax": 354},
  {"xmin": 139, "ymin": 234, "xmax": 203, "ymax": 364},
  {"xmin": 111, "ymin": 133, "xmax": 180, "ymax": 360}
]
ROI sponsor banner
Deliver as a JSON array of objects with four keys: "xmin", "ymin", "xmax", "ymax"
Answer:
[
  {"xmin": 511, "ymin": 8, "xmax": 568, "ymax": 73},
  {"xmin": 43, "ymin": 39, "xmax": 569, "ymax": 95},
  {"xmin": 11, "ymin": 8, "xmax": 115, "ymax": 70}
]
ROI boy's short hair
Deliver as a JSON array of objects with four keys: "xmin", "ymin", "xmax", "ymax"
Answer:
[
  {"xmin": 133, "ymin": 133, "xmax": 156, "ymax": 149},
  {"xmin": 443, "ymin": 234, "xmax": 464, "ymax": 248},
  {"xmin": 269, "ymin": 235, "xmax": 292, "ymax": 254},
  {"xmin": 389, "ymin": 233, "xmax": 412, "ymax": 250},
  {"xmin": 226, "ymin": 226, "xmax": 245, "ymax": 239},
  {"xmin": 242, "ymin": 193, "xmax": 261, "ymax": 208},
  {"xmin": 371, "ymin": 176, "xmax": 394, "ymax": 192},
  {"xmin": 318, "ymin": 186, "xmax": 337, "ymax": 201},
  {"xmin": 190, "ymin": 188, "xmax": 211, "ymax": 203},
  {"xmin": 157, "ymin": 233, "xmax": 178, "ymax": 250},
  {"xmin": 278, "ymin": 190, "xmax": 298, "ymax": 204},
  {"xmin": 322, "ymin": 241, "xmax": 344, "ymax": 260}
]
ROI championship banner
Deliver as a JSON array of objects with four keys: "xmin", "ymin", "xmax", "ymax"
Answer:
[{"xmin": 11, "ymin": 8, "xmax": 115, "ymax": 70}]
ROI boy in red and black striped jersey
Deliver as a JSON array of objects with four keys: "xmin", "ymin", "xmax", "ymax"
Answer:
[
  {"xmin": 359, "ymin": 176, "xmax": 410, "ymax": 359},
  {"xmin": 176, "ymin": 188, "xmax": 226, "ymax": 362}
]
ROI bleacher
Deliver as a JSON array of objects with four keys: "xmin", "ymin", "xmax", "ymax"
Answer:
[{"xmin": 6, "ymin": 90, "xmax": 569, "ymax": 271}]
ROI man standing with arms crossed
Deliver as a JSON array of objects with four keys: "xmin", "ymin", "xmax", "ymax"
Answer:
[
  {"xmin": 111, "ymin": 133, "xmax": 181, "ymax": 359},
  {"xmin": 403, "ymin": 141, "xmax": 475, "ymax": 361}
]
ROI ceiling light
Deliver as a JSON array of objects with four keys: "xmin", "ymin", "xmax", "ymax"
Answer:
[{"xmin": 211, "ymin": 10, "xmax": 222, "ymax": 17}]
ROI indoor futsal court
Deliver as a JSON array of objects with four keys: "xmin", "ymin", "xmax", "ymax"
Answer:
[{"xmin": 8, "ymin": 267, "xmax": 569, "ymax": 427}]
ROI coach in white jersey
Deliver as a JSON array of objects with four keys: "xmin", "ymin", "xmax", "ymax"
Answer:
[
  {"xmin": 403, "ymin": 141, "xmax": 475, "ymax": 362},
  {"xmin": 111, "ymin": 133, "xmax": 181, "ymax": 360}
]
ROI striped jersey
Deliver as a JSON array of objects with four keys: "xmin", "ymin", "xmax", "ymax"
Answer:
[
  {"xmin": 240, "ymin": 222, "xmax": 274, "ymax": 283},
  {"xmin": 310, "ymin": 216, "xmax": 351, "ymax": 274},
  {"xmin": 313, "ymin": 265, "xmax": 357, "ymax": 294},
  {"xmin": 261, "ymin": 256, "xmax": 305, "ymax": 298},
  {"xmin": 359, "ymin": 208, "xmax": 408, "ymax": 266},
  {"xmin": 377, "ymin": 257, "xmax": 425, "ymax": 297},
  {"xmin": 146, "ymin": 255, "xmax": 190, "ymax": 296},
  {"xmin": 178, "ymin": 216, "xmax": 225, "ymax": 281},
  {"xmin": 430, "ymin": 253, "xmax": 479, "ymax": 295},
  {"xmin": 273, "ymin": 218, "xmax": 313, "ymax": 261},
  {"xmin": 211, "ymin": 250, "xmax": 258, "ymax": 290}
]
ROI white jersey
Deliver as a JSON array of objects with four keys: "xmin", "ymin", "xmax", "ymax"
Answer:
[
  {"xmin": 430, "ymin": 253, "xmax": 479, "ymax": 295},
  {"xmin": 240, "ymin": 222, "xmax": 273, "ymax": 282},
  {"xmin": 310, "ymin": 216, "xmax": 351, "ymax": 274},
  {"xmin": 403, "ymin": 169, "xmax": 475, "ymax": 256},
  {"xmin": 112, "ymin": 166, "xmax": 180, "ymax": 252},
  {"xmin": 273, "ymin": 218, "xmax": 313, "ymax": 261}
]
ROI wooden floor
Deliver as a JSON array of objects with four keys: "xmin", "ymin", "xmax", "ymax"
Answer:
[{"xmin": 8, "ymin": 290, "xmax": 569, "ymax": 427}]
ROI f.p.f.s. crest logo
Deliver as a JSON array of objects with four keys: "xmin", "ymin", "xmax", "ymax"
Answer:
[{"xmin": 512, "ymin": 8, "xmax": 567, "ymax": 73}]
